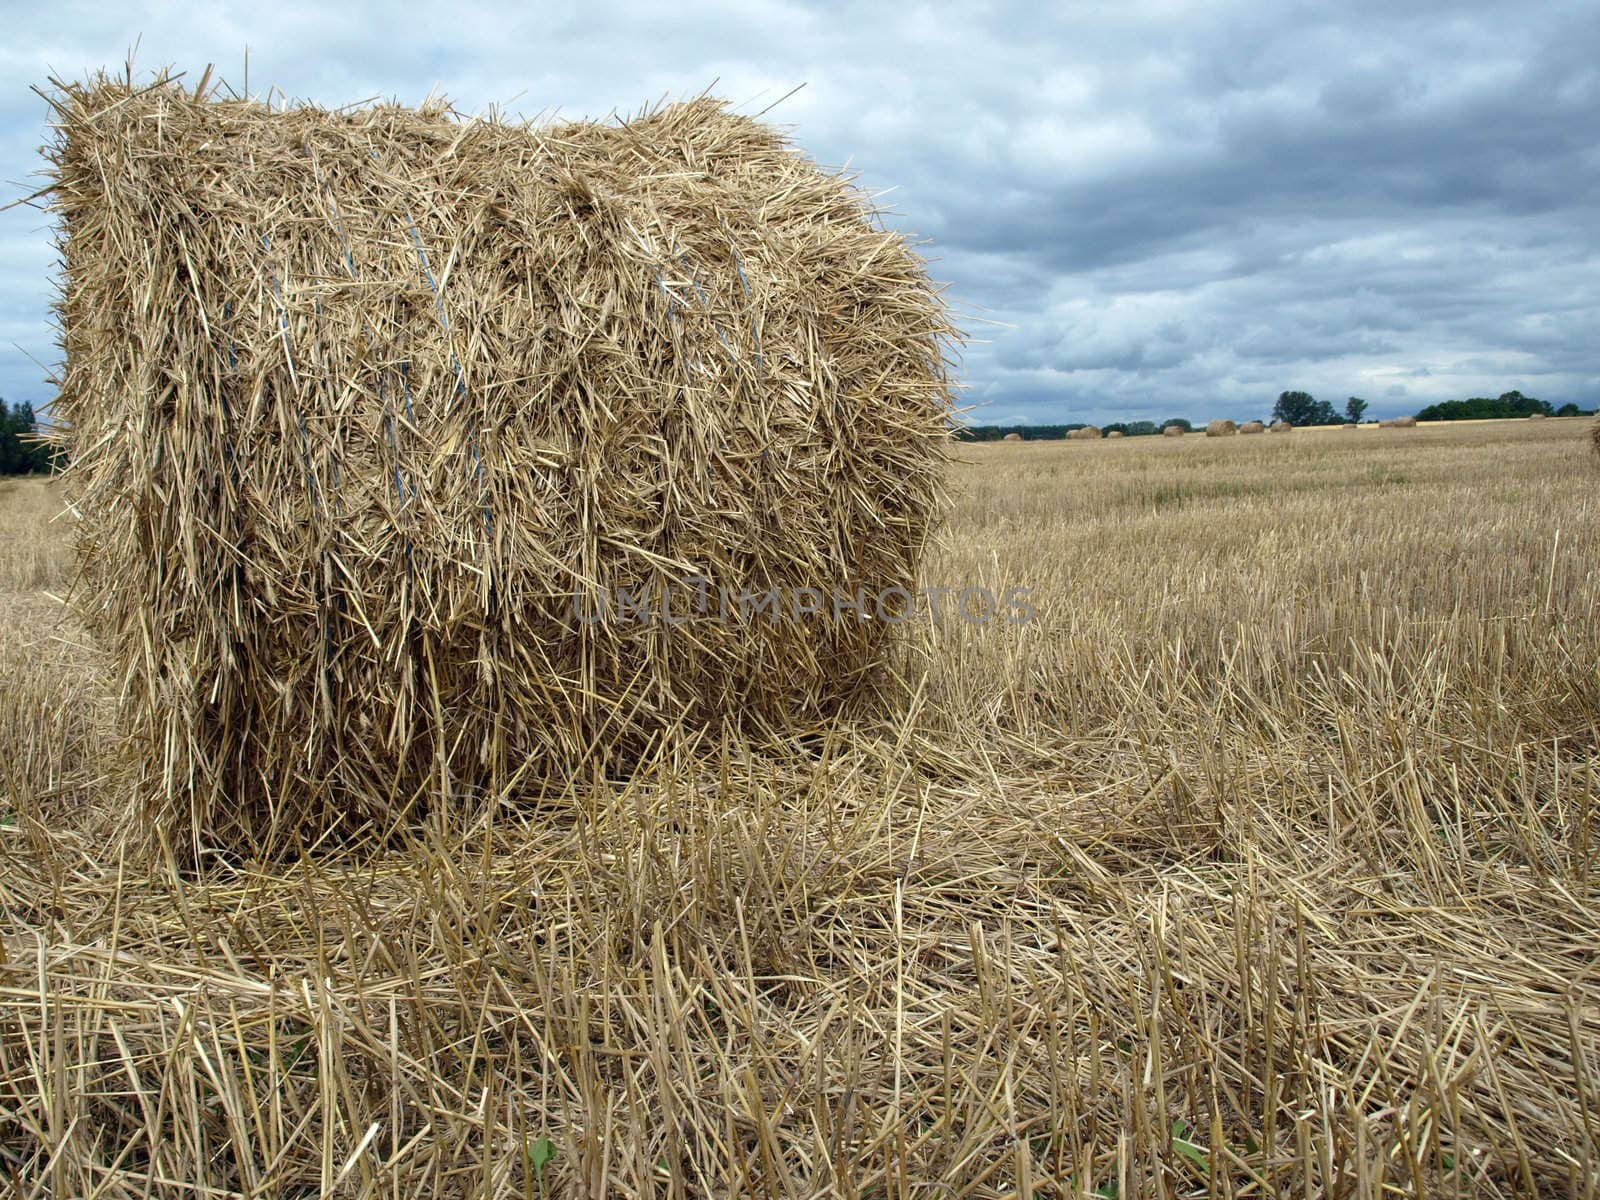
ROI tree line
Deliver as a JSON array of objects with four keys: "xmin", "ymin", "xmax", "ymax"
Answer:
[
  {"xmin": 963, "ymin": 389, "xmax": 1592, "ymax": 440},
  {"xmin": 1279, "ymin": 389, "xmax": 1589, "ymax": 424},
  {"xmin": 1413, "ymin": 390, "xmax": 1585, "ymax": 421},
  {"xmin": 0, "ymin": 400, "xmax": 58, "ymax": 476}
]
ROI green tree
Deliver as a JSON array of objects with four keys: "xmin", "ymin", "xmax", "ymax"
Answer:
[
  {"xmin": 1273, "ymin": 391, "xmax": 1340, "ymax": 427},
  {"xmin": 1556, "ymin": 403, "xmax": 1581, "ymax": 417},
  {"xmin": 0, "ymin": 400, "xmax": 22, "ymax": 475},
  {"xmin": 1273, "ymin": 391, "xmax": 1315, "ymax": 425},
  {"xmin": 0, "ymin": 401, "xmax": 57, "ymax": 475},
  {"xmin": 1494, "ymin": 390, "xmax": 1551, "ymax": 416},
  {"xmin": 1416, "ymin": 391, "xmax": 1555, "ymax": 422},
  {"xmin": 1345, "ymin": 396, "xmax": 1368, "ymax": 424}
]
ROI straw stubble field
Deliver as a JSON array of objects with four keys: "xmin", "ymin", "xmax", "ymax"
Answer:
[{"xmin": 1, "ymin": 418, "xmax": 1597, "ymax": 1197}]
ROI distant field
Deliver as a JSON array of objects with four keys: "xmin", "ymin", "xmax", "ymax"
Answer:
[{"xmin": 2, "ymin": 417, "xmax": 1597, "ymax": 1196}]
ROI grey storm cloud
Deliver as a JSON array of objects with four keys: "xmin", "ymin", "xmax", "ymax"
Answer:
[{"xmin": 1, "ymin": 0, "xmax": 1596, "ymax": 427}]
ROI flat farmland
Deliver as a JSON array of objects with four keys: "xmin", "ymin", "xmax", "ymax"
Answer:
[{"xmin": 2, "ymin": 417, "xmax": 1597, "ymax": 1197}]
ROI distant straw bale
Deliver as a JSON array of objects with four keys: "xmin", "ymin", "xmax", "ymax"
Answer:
[
  {"xmin": 1162, "ymin": 424, "xmax": 1186, "ymax": 437},
  {"xmin": 1002, "ymin": 432, "xmax": 1023, "ymax": 442},
  {"xmin": 1389, "ymin": 416, "xmax": 1418, "ymax": 428},
  {"xmin": 1105, "ymin": 429, "xmax": 1125, "ymax": 439},
  {"xmin": 1205, "ymin": 419, "xmax": 1238, "ymax": 437},
  {"xmin": 1239, "ymin": 420, "xmax": 1265, "ymax": 434},
  {"xmin": 1270, "ymin": 420, "xmax": 1293, "ymax": 433},
  {"xmin": 47, "ymin": 73, "xmax": 957, "ymax": 857},
  {"xmin": 1529, "ymin": 412, "xmax": 1547, "ymax": 420},
  {"xmin": 1068, "ymin": 426, "xmax": 1102, "ymax": 440}
]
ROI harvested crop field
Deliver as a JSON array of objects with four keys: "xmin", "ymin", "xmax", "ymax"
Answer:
[{"xmin": 2, "ymin": 417, "xmax": 1598, "ymax": 1197}]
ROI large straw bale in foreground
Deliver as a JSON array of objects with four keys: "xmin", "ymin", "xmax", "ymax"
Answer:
[
  {"xmin": 48, "ymin": 76, "xmax": 956, "ymax": 856},
  {"xmin": 1205, "ymin": 419, "xmax": 1237, "ymax": 437},
  {"xmin": 1239, "ymin": 420, "xmax": 1265, "ymax": 434},
  {"xmin": 1270, "ymin": 420, "xmax": 1292, "ymax": 433}
]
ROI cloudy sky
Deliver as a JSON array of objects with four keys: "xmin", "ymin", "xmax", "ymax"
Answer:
[{"xmin": 2, "ymin": 0, "xmax": 1595, "ymax": 425}]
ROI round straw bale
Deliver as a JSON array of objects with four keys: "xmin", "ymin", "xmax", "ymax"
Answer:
[
  {"xmin": 1205, "ymin": 419, "xmax": 1238, "ymax": 437},
  {"xmin": 1105, "ymin": 429, "xmax": 1125, "ymax": 439},
  {"xmin": 47, "ymin": 75, "xmax": 957, "ymax": 856},
  {"xmin": 1002, "ymin": 431, "xmax": 1023, "ymax": 442},
  {"xmin": 1239, "ymin": 420, "xmax": 1265, "ymax": 434},
  {"xmin": 1270, "ymin": 420, "xmax": 1293, "ymax": 432},
  {"xmin": 1162, "ymin": 424, "xmax": 1186, "ymax": 437},
  {"xmin": 1392, "ymin": 416, "xmax": 1418, "ymax": 427},
  {"xmin": 1068, "ymin": 425, "xmax": 1101, "ymax": 440},
  {"xmin": 1529, "ymin": 412, "xmax": 1546, "ymax": 420}
]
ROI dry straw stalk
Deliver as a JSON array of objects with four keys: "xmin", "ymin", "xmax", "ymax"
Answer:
[
  {"xmin": 46, "ymin": 72, "xmax": 957, "ymax": 859},
  {"xmin": 3, "ymin": 406, "xmax": 1598, "ymax": 1198}
]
